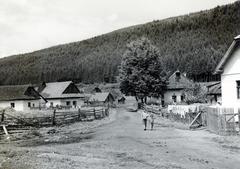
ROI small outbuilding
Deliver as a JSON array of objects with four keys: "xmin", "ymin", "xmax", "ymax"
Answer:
[
  {"xmin": 89, "ymin": 92, "xmax": 115, "ymax": 105},
  {"xmin": 117, "ymin": 96, "xmax": 126, "ymax": 104},
  {"xmin": 206, "ymin": 82, "xmax": 222, "ymax": 105}
]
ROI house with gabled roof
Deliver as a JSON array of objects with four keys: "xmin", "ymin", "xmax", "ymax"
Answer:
[
  {"xmin": 36, "ymin": 81, "xmax": 85, "ymax": 108},
  {"xmin": 214, "ymin": 35, "xmax": 240, "ymax": 107},
  {"xmin": 163, "ymin": 70, "xmax": 194, "ymax": 104},
  {"xmin": 0, "ymin": 85, "xmax": 41, "ymax": 111},
  {"xmin": 88, "ymin": 92, "xmax": 115, "ymax": 105}
]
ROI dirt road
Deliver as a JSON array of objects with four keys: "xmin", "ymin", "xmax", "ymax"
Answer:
[{"xmin": 1, "ymin": 107, "xmax": 240, "ymax": 169}]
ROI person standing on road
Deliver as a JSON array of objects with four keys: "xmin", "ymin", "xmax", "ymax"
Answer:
[
  {"xmin": 149, "ymin": 113, "xmax": 155, "ymax": 130},
  {"xmin": 139, "ymin": 104, "xmax": 149, "ymax": 130}
]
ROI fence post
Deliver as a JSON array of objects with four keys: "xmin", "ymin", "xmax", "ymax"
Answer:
[
  {"xmin": 1, "ymin": 110, "xmax": 5, "ymax": 123},
  {"xmin": 239, "ymin": 109, "xmax": 240, "ymax": 134},
  {"xmin": 52, "ymin": 109, "xmax": 56, "ymax": 125},
  {"xmin": 94, "ymin": 108, "xmax": 96, "ymax": 119},
  {"xmin": 78, "ymin": 108, "xmax": 81, "ymax": 121},
  {"xmin": 106, "ymin": 107, "xmax": 109, "ymax": 117}
]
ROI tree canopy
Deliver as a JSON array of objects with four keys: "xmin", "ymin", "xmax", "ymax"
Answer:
[{"xmin": 119, "ymin": 38, "xmax": 167, "ymax": 102}]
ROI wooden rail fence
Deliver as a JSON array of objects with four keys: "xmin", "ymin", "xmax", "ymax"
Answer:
[{"xmin": 0, "ymin": 107, "xmax": 109, "ymax": 132}]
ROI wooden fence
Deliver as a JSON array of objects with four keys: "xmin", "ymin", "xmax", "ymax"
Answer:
[
  {"xmin": 206, "ymin": 107, "xmax": 240, "ymax": 135},
  {"xmin": 145, "ymin": 104, "xmax": 240, "ymax": 135},
  {"xmin": 0, "ymin": 107, "xmax": 109, "ymax": 128},
  {"xmin": 145, "ymin": 105, "xmax": 207, "ymax": 129}
]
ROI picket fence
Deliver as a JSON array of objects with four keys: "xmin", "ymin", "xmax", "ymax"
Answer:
[{"xmin": 146, "ymin": 104, "xmax": 240, "ymax": 135}]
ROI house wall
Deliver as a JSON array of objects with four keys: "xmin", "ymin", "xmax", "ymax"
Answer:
[
  {"xmin": 221, "ymin": 46, "xmax": 240, "ymax": 107},
  {"xmin": 164, "ymin": 90, "xmax": 184, "ymax": 104},
  {"xmin": 0, "ymin": 100, "xmax": 40, "ymax": 111},
  {"xmin": 45, "ymin": 98, "xmax": 84, "ymax": 108},
  {"xmin": 45, "ymin": 99, "xmax": 61, "ymax": 107},
  {"xmin": 60, "ymin": 98, "xmax": 84, "ymax": 108}
]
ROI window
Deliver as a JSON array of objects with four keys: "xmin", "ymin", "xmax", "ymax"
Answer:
[
  {"xmin": 32, "ymin": 103, "xmax": 35, "ymax": 107},
  {"xmin": 28, "ymin": 102, "xmax": 31, "ymax": 107},
  {"xmin": 172, "ymin": 94, "xmax": 177, "ymax": 102},
  {"xmin": 73, "ymin": 101, "xmax": 77, "ymax": 107},
  {"xmin": 10, "ymin": 103, "xmax": 15, "ymax": 108},
  {"xmin": 66, "ymin": 101, "xmax": 71, "ymax": 106},
  {"xmin": 50, "ymin": 102, "xmax": 53, "ymax": 107},
  {"xmin": 237, "ymin": 81, "xmax": 240, "ymax": 99},
  {"xmin": 181, "ymin": 94, "xmax": 185, "ymax": 102}
]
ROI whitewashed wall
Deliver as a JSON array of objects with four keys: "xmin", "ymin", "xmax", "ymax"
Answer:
[
  {"xmin": 45, "ymin": 98, "xmax": 84, "ymax": 108},
  {"xmin": 221, "ymin": 47, "xmax": 240, "ymax": 107},
  {"xmin": 164, "ymin": 90, "xmax": 183, "ymax": 104},
  {"xmin": 0, "ymin": 100, "xmax": 40, "ymax": 111}
]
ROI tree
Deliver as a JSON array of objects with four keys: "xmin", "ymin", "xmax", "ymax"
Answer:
[
  {"xmin": 119, "ymin": 37, "xmax": 167, "ymax": 103},
  {"xmin": 184, "ymin": 84, "xmax": 207, "ymax": 104}
]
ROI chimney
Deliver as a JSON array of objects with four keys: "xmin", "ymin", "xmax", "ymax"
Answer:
[{"xmin": 175, "ymin": 70, "xmax": 181, "ymax": 82}]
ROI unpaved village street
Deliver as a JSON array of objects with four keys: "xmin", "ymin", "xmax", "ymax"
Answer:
[{"xmin": 1, "ymin": 107, "xmax": 240, "ymax": 169}]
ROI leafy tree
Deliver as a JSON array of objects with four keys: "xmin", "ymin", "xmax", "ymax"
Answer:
[
  {"xmin": 184, "ymin": 84, "xmax": 207, "ymax": 104},
  {"xmin": 119, "ymin": 38, "xmax": 167, "ymax": 103}
]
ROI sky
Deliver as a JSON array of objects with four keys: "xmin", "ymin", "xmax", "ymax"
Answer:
[{"xmin": 0, "ymin": 0, "xmax": 237, "ymax": 58}]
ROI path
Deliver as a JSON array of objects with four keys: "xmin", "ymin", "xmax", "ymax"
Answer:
[{"xmin": 1, "ymin": 107, "xmax": 240, "ymax": 169}]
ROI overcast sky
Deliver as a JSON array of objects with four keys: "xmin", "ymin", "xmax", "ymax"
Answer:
[{"xmin": 0, "ymin": 0, "xmax": 237, "ymax": 58}]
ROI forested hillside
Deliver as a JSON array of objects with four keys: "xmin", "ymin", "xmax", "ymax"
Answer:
[{"xmin": 0, "ymin": 1, "xmax": 240, "ymax": 85}]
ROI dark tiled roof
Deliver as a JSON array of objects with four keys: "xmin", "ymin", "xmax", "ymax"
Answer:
[
  {"xmin": 167, "ymin": 71, "xmax": 194, "ymax": 90},
  {"xmin": 0, "ymin": 85, "xmax": 40, "ymax": 101}
]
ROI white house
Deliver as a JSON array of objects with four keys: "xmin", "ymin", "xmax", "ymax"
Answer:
[
  {"xmin": 214, "ymin": 35, "xmax": 240, "ymax": 107},
  {"xmin": 163, "ymin": 70, "xmax": 194, "ymax": 105},
  {"xmin": 0, "ymin": 85, "xmax": 41, "ymax": 111},
  {"xmin": 36, "ymin": 81, "xmax": 85, "ymax": 108}
]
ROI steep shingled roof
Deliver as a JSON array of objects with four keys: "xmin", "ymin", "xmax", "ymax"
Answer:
[
  {"xmin": 39, "ymin": 81, "xmax": 84, "ymax": 99},
  {"xmin": 167, "ymin": 71, "xmax": 194, "ymax": 90},
  {"xmin": 0, "ymin": 85, "xmax": 40, "ymax": 101},
  {"xmin": 89, "ymin": 92, "xmax": 114, "ymax": 102}
]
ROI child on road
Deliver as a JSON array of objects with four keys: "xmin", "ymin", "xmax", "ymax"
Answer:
[
  {"xmin": 149, "ymin": 113, "xmax": 155, "ymax": 130},
  {"xmin": 138, "ymin": 104, "xmax": 149, "ymax": 130}
]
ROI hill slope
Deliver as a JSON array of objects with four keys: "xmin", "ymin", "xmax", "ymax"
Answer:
[{"xmin": 0, "ymin": 1, "xmax": 240, "ymax": 85}]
